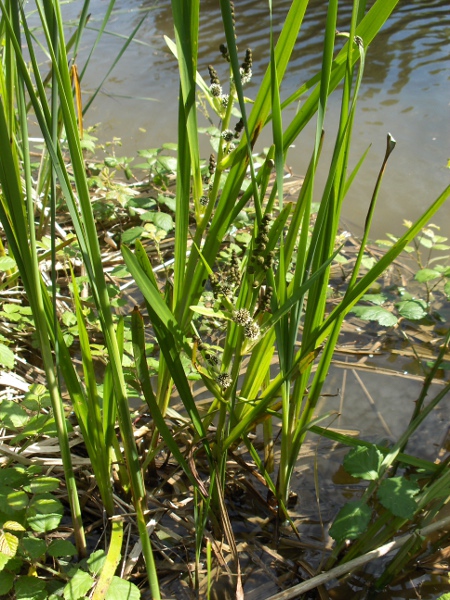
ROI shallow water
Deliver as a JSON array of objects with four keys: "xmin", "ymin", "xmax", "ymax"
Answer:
[{"xmin": 62, "ymin": 0, "xmax": 450, "ymax": 239}]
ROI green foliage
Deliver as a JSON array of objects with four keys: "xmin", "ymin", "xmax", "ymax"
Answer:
[
  {"xmin": 377, "ymin": 477, "xmax": 420, "ymax": 519},
  {"xmin": 329, "ymin": 501, "xmax": 372, "ymax": 544},
  {"xmin": 343, "ymin": 446, "xmax": 383, "ymax": 481},
  {"xmin": 0, "ymin": 470, "xmax": 139, "ymax": 599}
]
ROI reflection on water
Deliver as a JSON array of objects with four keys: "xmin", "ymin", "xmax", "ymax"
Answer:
[{"xmin": 69, "ymin": 0, "xmax": 449, "ymax": 238}]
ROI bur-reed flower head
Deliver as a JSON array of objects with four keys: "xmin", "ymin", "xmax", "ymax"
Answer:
[
  {"xmin": 232, "ymin": 308, "xmax": 252, "ymax": 325},
  {"xmin": 244, "ymin": 321, "xmax": 260, "ymax": 340},
  {"xmin": 217, "ymin": 373, "xmax": 232, "ymax": 389}
]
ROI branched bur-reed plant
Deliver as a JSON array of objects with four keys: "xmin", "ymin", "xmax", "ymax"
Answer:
[
  {"xmin": 123, "ymin": 0, "xmax": 450, "ymax": 583},
  {"xmin": 0, "ymin": 0, "xmax": 449, "ymax": 598}
]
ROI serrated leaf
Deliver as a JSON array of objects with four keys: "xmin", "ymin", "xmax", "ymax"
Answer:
[
  {"xmin": 0, "ymin": 551, "xmax": 11, "ymax": 570},
  {"xmin": 0, "ymin": 532, "xmax": 18, "ymax": 557},
  {"xmin": 189, "ymin": 305, "xmax": 228, "ymax": 319},
  {"xmin": 351, "ymin": 305, "xmax": 398, "ymax": 327},
  {"xmin": 63, "ymin": 569, "xmax": 94, "ymax": 600},
  {"xmin": 47, "ymin": 540, "xmax": 77, "ymax": 558},
  {"xmin": 235, "ymin": 232, "xmax": 252, "ymax": 245},
  {"xmin": 3, "ymin": 521, "xmax": 26, "ymax": 532},
  {"xmin": 152, "ymin": 212, "xmax": 174, "ymax": 232},
  {"xmin": 0, "ymin": 256, "xmax": 16, "ymax": 271},
  {"xmin": 121, "ymin": 227, "xmax": 144, "ymax": 244},
  {"xmin": 27, "ymin": 494, "xmax": 63, "ymax": 533},
  {"xmin": 0, "ymin": 400, "xmax": 28, "ymax": 428},
  {"xmin": 21, "ymin": 537, "xmax": 47, "ymax": 560},
  {"xmin": 361, "ymin": 256, "xmax": 376, "ymax": 269},
  {"xmin": 15, "ymin": 575, "xmax": 46, "ymax": 600},
  {"xmin": 415, "ymin": 268, "xmax": 441, "ymax": 282},
  {"xmin": 444, "ymin": 280, "xmax": 450, "ymax": 298},
  {"xmin": 0, "ymin": 570, "xmax": 14, "ymax": 595},
  {"xmin": 343, "ymin": 446, "xmax": 383, "ymax": 480},
  {"xmin": 329, "ymin": 501, "xmax": 372, "ymax": 544},
  {"xmin": 105, "ymin": 577, "xmax": 140, "ymax": 600},
  {"xmin": 156, "ymin": 155, "xmax": 177, "ymax": 172},
  {"xmin": 360, "ymin": 294, "xmax": 386, "ymax": 306},
  {"xmin": 0, "ymin": 469, "xmax": 29, "ymax": 487},
  {"xmin": 375, "ymin": 239, "xmax": 393, "ymax": 247},
  {"xmin": 86, "ymin": 550, "xmax": 106, "ymax": 576},
  {"xmin": 7, "ymin": 490, "xmax": 29, "ymax": 511},
  {"xmin": 395, "ymin": 300, "xmax": 428, "ymax": 320},
  {"xmin": 419, "ymin": 237, "xmax": 433, "ymax": 248},
  {"xmin": 378, "ymin": 477, "xmax": 420, "ymax": 518},
  {"xmin": 162, "ymin": 142, "xmax": 178, "ymax": 151},
  {"xmin": 157, "ymin": 195, "xmax": 176, "ymax": 212},
  {"xmin": 29, "ymin": 477, "xmax": 60, "ymax": 494}
]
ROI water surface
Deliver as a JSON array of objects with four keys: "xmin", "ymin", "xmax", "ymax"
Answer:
[{"xmin": 65, "ymin": 0, "xmax": 450, "ymax": 239}]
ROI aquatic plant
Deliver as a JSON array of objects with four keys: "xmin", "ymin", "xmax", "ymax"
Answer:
[{"xmin": 0, "ymin": 0, "xmax": 449, "ymax": 597}]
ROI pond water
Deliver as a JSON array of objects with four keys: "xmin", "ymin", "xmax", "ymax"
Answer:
[{"xmin": 63, "ymin": 0, "xmax": 450, "ymax": 240}]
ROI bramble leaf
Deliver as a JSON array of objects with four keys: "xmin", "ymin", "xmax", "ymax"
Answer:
[
  {"xmin": 343, "ymin": 446, "xmax": 383, "ymax": 480},
  {"xmin": 351, "ymin": 305, "xmax": 398, "ymax": 327},
  {"xmin": 63, "ymin": 569, "xmax": 94, "ymax": 600},
  {"xmin": 329, "ymin": 501, "xmax": 372, "ymax": 544},
  {"xmin": 0, "ymin": 571, "xmax": 14, "ymax": 595},
  {"xmin": 29, "ymin": 477, "xmax": 60, "ymax": 494},
  {"xmin": 395, "ymin": 299, "xmax": 428, "ymax": 320},
  {"xmin": 415, "ymin": 268, "xmax": 441, "ymax": 282},
  {"xmin": 47, "ymin": 540, "xmax": 77, "ymax": 558},
  {"xmin": 0, "ymin": 532, "xmax": 19, "ymax": 557},
  {"xmin": 15, "ymin": 575, "xmax": 46, "ymax": 600},
  {"xmin": 0, "ymin": 343, "xmax": 15, "ymax": 369},
  {"xmin": 378, "ymin": 477, "xmax": 420, "ymax": 518},
  {"xmin": 27, "ymin": 494, "xmax": 63, "ymax": 533},
  {"xmin": 21, "ymin": 537, "xmax": 47, "ymax": 561},
  {"xmin": 105, "ymin": 576, "xmax": 140, "ymax": 600}
]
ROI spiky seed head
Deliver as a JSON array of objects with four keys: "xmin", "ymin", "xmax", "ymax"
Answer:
[
  {"xmin": 217, "ymin": 373, "xmax": 232, "ymax": 389},
  {"xmin": 233, "ymin": 308, "xmax": 252, "ymax": 325},
  {"xmin": 210, "ymin": 83, "xmax": 223, "ymax": 97},
  {"xmin": 221, "ymin": 129, "xmax": 234, "ymax": 142},
  {"xmin": 244, "ymin": 321, "xmax": 260, "ymax": 340}
]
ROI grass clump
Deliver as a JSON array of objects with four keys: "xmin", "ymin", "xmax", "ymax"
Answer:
[{"xmin": 0, "ymin": 0, "xmax": 449, "ymax": 598}]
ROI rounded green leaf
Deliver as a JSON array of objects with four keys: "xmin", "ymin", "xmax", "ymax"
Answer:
[
  {"xmin": 47, "ymin": 540, "xmax": 77, "ymax": 558},
  {"xmin": 63, "ymin": 569, "xmax": 94, "ymax": 600},
  {"xmin": 0, "ymin": 532, "xmax": 19, "ymax": 557},
  {"xmin": 0, "ymin": 343, "xmax": 15, "ymax": 370},
  {"xmin": 7, "ymin": 490, "xmax": 29, "ymax": 511},
  {"xmin": 0, "ymin": 256, "xmax": 16, "ymax": 271},
  {"xmin": 343, "ymin": 446, "xmax": 383, "ymax": 480},
  {"xmin": 3, "ymin": 520, "xmax": 26, "ymax": 532},
  {"xmin": 86, "ymin": 550, "xmax": 106, "ymax": 576},
  {"xmin": 15, "ymin": 575, "xmax": 46, "ymax": 600},
  {"xmin": 395, "ymin": 299, "xmax": 428, "ymax": 320},
  {"xmin": 105, "ymin": 577, "xmax": 140, "ymax": 600},
  {"xmin": 0, "ymin": 571, "xmax": 14, "ymax": 595},
  {"xmin": 329, "ymin": 501, "xmax": 372, "ymax": 544},
  {"xmin": 29, "ymin": 477, "xmax": 60, "ymax": 494},
  {"xmin": 351, "ymin": 305, "xmax": 398, "ymax": 327},
  {"xmin": 152, "ymin": 212, "xmax": 174, "ymax": 232},
  {"xmin": 27, "ymin": 494, "xmax": 63, "ymax": 533},
  {"xmin": 415, "ymin": 268, "xmax": 441, "ymax": 282},
  {"xmin": 377, "ymin": 477, "xmax": 420, "ymax": 519},
  {"xmin": 21, "ymin": 537, "xmax": 47, "ymax": 560},
  {"xmin": 121, "ymin": 227, "xmax": 144, "ymax": 244},
  {"xmin": 0, "ymin": 401, "xmax": 29, "ymax": 429}
]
